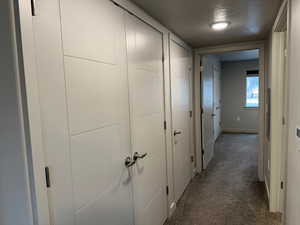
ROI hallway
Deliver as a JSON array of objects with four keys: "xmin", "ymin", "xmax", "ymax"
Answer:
[{"xmin": 167, "ymin": 134, "xmax": 281, "ymax": 225}]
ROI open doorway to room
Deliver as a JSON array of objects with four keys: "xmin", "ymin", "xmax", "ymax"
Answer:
[
  {"xmin": 200, "ymin": 49, "xmax": 261, "ymax": 170},
  {"xmin": 189, "ymin": 46, "xmax": 282, "ymax": 224}
]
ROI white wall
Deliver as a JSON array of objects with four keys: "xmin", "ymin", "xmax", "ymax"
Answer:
[
  {"xmin": 221, "ymin": 60, "xmax": 259, "ymax": 133},
  {"xmin": 0, "ymin": 1, "xmax": 34, "ymax": 225},
  {"xmin": 285, "ymin": 0, "xmax": 300, "ymax": 224}
]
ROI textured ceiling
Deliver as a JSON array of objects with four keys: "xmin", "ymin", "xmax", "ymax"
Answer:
[
  {"xmin": 130, "ymin": 0, "xmax": 282, "ymax": 47},
  {"xmin": 216, "ymin": 49, "xmax": 259, "ymax": 62}
]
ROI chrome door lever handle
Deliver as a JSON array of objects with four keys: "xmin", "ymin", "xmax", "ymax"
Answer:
[
  {"xmin": 125, "ymin": 156, "xmax": 136, "ymax": 168},
  {"xmin": 133, "ymin": 152, "xmax": 147, "ymax": 161},
  {"xmin": 174, "ymin": 130, "xmax": 182, "ymax": 136}
]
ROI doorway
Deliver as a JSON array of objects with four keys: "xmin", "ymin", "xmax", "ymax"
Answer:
[{"xmin": 195, "ymin": 43, "xmax": 265, "ymax": 180}]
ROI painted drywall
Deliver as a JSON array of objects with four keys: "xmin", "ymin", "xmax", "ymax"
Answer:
[
  {"xmin": 285, "ymin": 0, "xmax": 300, "ymax": 224},
  {"xmin": 221, "ymin": 60, "xmax": 259, "ymax": 133},
  {"xmin": 0, "ymin": 1, "xmax": 33, "ymax": 225}
]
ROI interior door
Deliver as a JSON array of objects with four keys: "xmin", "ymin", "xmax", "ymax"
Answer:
[
  {"xmin": 125, "ymin": 14, "xmax": 168, "ymax": 225},
  {"xmin": 170, "ymin": 40, "xmax": 193, "ymax": 201},
  {"xmin": 280, "ymin": 31, "xmax": 288, "ymax": 212},
  {"xmin": 33, "ymin": 0, "xmax": 134, "ymax": 224},
  {"xmin": 201, "ymin": 56, "xmax": 215, "ymax": 169},
  {"xmin": 213, "ymin": 65, "xmax": 221, "ymax": 140}
]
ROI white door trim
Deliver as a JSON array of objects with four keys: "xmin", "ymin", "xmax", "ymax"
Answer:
[
  {"xmin": 15, "ymin": 1, "xmax": 51, "ymax": 224},
  {"xmin": 269, "ymin": 0, "xmax": 289, "ymax": 213},
  {"xmin": 194, "ymin": 40, "xmax": 266, "ymax": 182}
]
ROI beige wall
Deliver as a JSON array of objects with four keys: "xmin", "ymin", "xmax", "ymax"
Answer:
[{"xmin": 221, "ymin": 60, "xmax": 260, "ymax": 133}]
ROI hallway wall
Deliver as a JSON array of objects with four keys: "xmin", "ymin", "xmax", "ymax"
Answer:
[
  {"xmin": 221, "ymin": 60, "xmax": 259, "ymax": 133},
  {"xmin": 0, "ymin": 1, "xmax": 34, "ymax": 225}
]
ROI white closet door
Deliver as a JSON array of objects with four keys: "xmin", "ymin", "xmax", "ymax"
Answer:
[
  {"xmin": 33, "ymin": 0, "xmax": 134, "ymax": 225},
  {"xmin": 125, "ymin": 14, "xmax": 167, "ymax": 225},
  {"xmin": 170, "ymin": 40, "xmax": 193, "ymax": 201},
  {"xmin": 202, "ymin": 56, "xmax": 215, "ymax": 169}
]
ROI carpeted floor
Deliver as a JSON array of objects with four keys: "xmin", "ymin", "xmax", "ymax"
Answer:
[{"xmin": 166, "ymin": 133, "xmax": 281, "ymax": 225}]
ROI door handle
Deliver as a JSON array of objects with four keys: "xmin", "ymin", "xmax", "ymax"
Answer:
[
  {"xmin": 174, "ymin": 130, "xmax": 182, "ymax": 136},
  {"xmin": 212, "ymin": 113, "xmax": 216, "ymax": 117},
  {"xmin": 133, "ymin": 152, "xmax": 147, "ymax": 161},
  {"xmin": 125, "ymin": 156, "xmax": 136, "ymax": 168}
]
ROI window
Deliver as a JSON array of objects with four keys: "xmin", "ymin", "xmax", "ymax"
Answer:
[{"xmin": 245, "ymin": 70, "xmax": 259, "ymax": 108}]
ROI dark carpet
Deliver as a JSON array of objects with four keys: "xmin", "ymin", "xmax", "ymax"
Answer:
[{"xmin": 166, "ymin": 133, "xmax": 281, "ymax": 225}]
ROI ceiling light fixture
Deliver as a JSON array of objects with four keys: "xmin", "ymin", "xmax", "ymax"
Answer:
[{"xmin": 211, "ymin": 22, "xmax": 230, "ymax": 31}]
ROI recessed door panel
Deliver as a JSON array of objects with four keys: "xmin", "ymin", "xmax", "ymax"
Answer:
[
  {"xmin": 213, "ymin": 66, "xmax": 221, "ymax": 140},
  {"xmin": 64, "ymin": 56, "xmax": 128, "ymax": 134},
  {"xmin": 60, "ymin": 0, "xmax": 121, "ymax": 64},
  {"xmin": 125, "ymin": 14, "xmax": 167, "ymax": 225},
  {"xmin": 202, "ymin": 56, "xmax": 215, "ymax": 169},
  {"xmin": 170, "ymin": 40, "xmax": 193, "ymax": 201}
]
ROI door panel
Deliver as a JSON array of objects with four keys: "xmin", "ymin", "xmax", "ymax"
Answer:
[
  {"xmin": 60, "ymin": 0, "xmax": 120, "ymax": 64},
  {"xmin": 213, "ymin": 66, "xmax": 221, "ymax": 140},
  {"xmin": 125, "ymin": 14, "xmax": 167, "ymax": 225},
  {"xmin": 64, "ymin": 56, "xmax": 129, "ymax": 134},
  {"xmin": 33, "ymin": 0, "xmax": 134, "ymax": 224},
  {"xmin": 170, "ymin": 40, "xmax": 193, "ymax": 201},
  {"xmin": 202, "ymin": 56, "xmax": 215, "ymax": 169}
]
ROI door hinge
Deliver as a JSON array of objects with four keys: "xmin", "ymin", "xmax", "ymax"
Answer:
[
  {"xmin": 189, "ymin": 110, "xmax": 193, "ymax": 118},
  {"xmin": 190, "ymin": 156, "xmax": 194, "ymax": 163},
  {"xmin": 282, "ymin": 117, "xmax": 286, "ymax": 125},
  {"xmin": 162, "ymin": 54, "xmax": 165, "ymax": 62},
  {"xmin": 202, "ymin": 149, "xmax": 205, "ymax": 155},
  {"xmin": 281, "ymin": 181, "xmax": 284, "ymax": 190},
  {"xmin": 163, "ymin": 121, "xmax": 167, "ymax": 130},
  {"xmin": 200, "ymin": 66, "xmax": 204, "ymax": 72},
  {"xmin": 166, "ymin": 186, "xmax": 169, "ymax": 195},
  {"xmin": 31, "ymin": 0, "xmax": 37, "ymax": 16},
  {"xmin": 45, "ymin": 167, "xmax": 51, "ymax": 188}
]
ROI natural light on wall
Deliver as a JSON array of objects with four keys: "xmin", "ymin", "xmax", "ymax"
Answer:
[{"xmin": 246, "ymin": 75, "xmax": 259, "ymax": 107}]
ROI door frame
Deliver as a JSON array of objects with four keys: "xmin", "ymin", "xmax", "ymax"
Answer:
[
  {"xmin": 269, "ymin": 0, "xmax": 289, "ymax": 213},
  {"xmin": 194, "ymin": 40, "xmax": 266, "ymax": 181},
  {"xmin": 16, "ymin": 0, "xmax": 193, "ymax": 223}
]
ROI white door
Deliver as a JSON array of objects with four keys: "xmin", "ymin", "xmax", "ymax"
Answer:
[
  {"xmin": 33, "ymin": 0, "xmax": 134, "ymax": 224},
  {"xmin": 125, "ymin": 14, "xmax": 168, "ymax": 225},
  {"xmin": 201, "ymin": 56, "xmax": 215, "ymax": 169},
  {"xmin": 280, "ymin": 31, "xmax": 288, "ymax": 212},
  {"xmin": 170, "ymin": 40, "xmax": 193, "ymax": 201},
  {"xmin": 213, "ymin": 66, "xmax": 221, "ymax": 140}
]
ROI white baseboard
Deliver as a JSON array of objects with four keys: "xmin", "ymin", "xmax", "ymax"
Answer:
[{"xmin": 222, "ymin": 128, "xmax": 258, "ymax": 134}]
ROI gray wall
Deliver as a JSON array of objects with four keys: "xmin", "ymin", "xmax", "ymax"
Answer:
[
  {"xmin": 286, "ymin": 0, "xmax": 300, "ymax": 224},
  {"xmin": 221, "ymin": 60, "xmax": 259, "ymax": 133},
  {"xmin": 0, "ymin": 1, "xmax": 34, "ymax": 225}
]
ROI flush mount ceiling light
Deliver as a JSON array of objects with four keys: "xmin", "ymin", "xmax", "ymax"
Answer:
[{"xmin": 211, "ymin": 22, "xmax": 230, "ymax": 31}]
